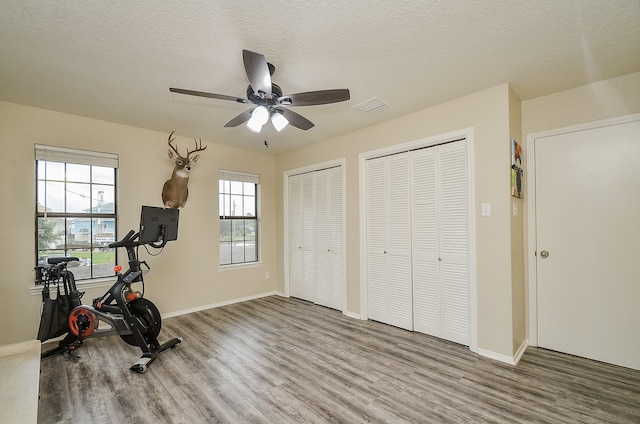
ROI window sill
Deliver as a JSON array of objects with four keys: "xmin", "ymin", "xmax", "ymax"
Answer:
[
  {"xmin": 29, "ymin": 276, "xmax": 116, "ymax": 296},
  {"xmin": 218, "ymin": 262, "xmax": 263, "ymax": 272}
]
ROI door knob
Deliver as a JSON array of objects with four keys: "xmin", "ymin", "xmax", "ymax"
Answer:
[{"xmin": 540, "ymin": 250, "xmax": 549, "ymax": 258}]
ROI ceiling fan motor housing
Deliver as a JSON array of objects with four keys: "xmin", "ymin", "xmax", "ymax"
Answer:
[{"xmin": 247, "ymin": 83, "xmax": 283, "ymax": 106}]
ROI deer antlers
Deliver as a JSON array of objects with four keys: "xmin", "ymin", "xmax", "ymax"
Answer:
[{"xmin": 167, "ymin": 130, "xmax": 208, "ymax": 159}]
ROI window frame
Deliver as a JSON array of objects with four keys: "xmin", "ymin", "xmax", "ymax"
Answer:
[
  {"xmin": 35, "ymin": 144, "xmax": 119, "ymax": 282},
  {"xmin": 218, "ymin": 170, "xmax": 260, "ymax": 267}
]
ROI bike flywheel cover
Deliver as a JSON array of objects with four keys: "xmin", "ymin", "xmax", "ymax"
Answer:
[{"xmin": 68, "ymin": 307, "xmax": 96, "ymax": 337}]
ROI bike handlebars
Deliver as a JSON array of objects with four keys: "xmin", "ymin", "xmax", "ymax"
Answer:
[
  {"xmin": 108, "ymin": 230, "xmax": 139, "ymax": 249},
  {"xmin": 108, "ymin": 229, "xmax": 169, "ymax": 250}
]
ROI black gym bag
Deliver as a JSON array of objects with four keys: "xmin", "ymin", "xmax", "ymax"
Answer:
[{"xmin": 36, "ymin": 261, "xmax": 83, "ymax": 343}]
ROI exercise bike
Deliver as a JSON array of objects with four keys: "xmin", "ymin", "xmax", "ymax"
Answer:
[{"xmin": 63, "ymin": 228, "xmax": 183, "ymax": 373}]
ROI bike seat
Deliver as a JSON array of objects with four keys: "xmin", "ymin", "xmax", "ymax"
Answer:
[{"xmin": 46, "ymin": 257, "xmax": 79, "ymax": 265}]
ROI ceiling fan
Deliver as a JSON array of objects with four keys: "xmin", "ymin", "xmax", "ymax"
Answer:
[{"xmin": 170, "ymin": 50, "xmax": 350, "ymax": 133}]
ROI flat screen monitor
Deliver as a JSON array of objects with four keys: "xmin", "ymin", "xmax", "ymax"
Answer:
[{"xmin": 139, "ymin": 206, "xmax": 179, "ymax": 245}]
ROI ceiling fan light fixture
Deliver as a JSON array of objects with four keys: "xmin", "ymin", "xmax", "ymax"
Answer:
[
  {"xmin": 271, "ymin": 111, "xmax": 289, "ymax": 132},
  {"xmin": 246, "ymin": 106, "xmax": 269, "ymax": 132},
  {"xmin": 246, "ymin": 119, "xmax": 262, "ymax": 133}
]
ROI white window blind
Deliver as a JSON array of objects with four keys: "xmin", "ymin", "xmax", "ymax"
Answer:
[
  {"xmin": 35, "ymin": 144, "xmax": 119, "ymax": 168},
  {"xmin": 219, "ymin": 169, "xmax": 259, "ymax": 184}
]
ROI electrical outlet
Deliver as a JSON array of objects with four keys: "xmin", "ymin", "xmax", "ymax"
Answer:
[{"xmin": 265, "ymin": 271, "xmax": 270, "ymax": 280}]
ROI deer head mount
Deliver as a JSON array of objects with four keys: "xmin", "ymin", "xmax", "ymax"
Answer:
[{"xmin": 161, "ymin": 131, "xmax": 207, "ymax": 208}]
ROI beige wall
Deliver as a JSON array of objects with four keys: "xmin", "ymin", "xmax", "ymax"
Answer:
[
  {"xmin": 0, "ymin": 101, "xmax": 277, "ymax": 345},
  {"xmin": 276, "ymin": 83, "xmax": 521, "ymax": 359},
  {"xmin": 522, "ymin": 71, "xmax": 640, "ymax": 135},
  {"xmin": 509, "ymin": 86, "xmax": 526, "ymax": 355}
]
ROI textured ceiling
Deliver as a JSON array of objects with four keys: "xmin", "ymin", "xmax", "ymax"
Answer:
[{"xmin": 1, "ymin": 1, "xmax": 639, "ymax": 154}]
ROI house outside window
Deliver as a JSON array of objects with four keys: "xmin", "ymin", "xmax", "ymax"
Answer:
[
  {"xmin": 219, "ymin": 170, "xmax": 259, "ymax": 266},
  {"xmin": 35, "ymin": 144, "xmax": 118, "ymax": 281}
]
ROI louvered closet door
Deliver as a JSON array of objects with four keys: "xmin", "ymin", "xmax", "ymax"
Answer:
[
  {"xmin": 365, "ymin": 158, "xmax": 388, "ymax": 323},
  {"xmin": 411, "ymin": 148, "xmax": 440, "ymax": 336},
  {"xmin": 288, "ymin": 167, "xmax": 344, "ymax": 310},
  {"xmin": 387, "ymin": 154, "xmax": 413, "ymax": 329},
  {"xmin": 411, "ymin": 140, "xmax": 469, "ymax": 345},
  {"xmin": 312, "ymin": 167, "xmax": 344, "ymax": 310},
  {"xmin": 300, "ymin": 172, "xmax": 315, "ymax": 302},
  {"xmin": 366, "ymin": 154, "xmax": 413, "ymax": 330},
  {"xmin": 289, "ymin": 175, "xmax": 304, "ymax": 299},
  {"xmin": 314, "ymin": 169, "xmax": 332, "ymax": 308},
  {"xmin": 328, "ymin": 167, "xmax": 344, "ymax": 310},
  {"xmin": 438, "ymin": 141, "xmax": 469, "ymax": 345}
]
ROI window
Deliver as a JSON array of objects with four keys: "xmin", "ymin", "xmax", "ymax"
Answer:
[
  {"xmin": 35, "ymin": 145, "xmax": 118, "ymax": 281},
  {"xmin": 219, "ymin": 170, "xmax": 259, "ymax": 266}
]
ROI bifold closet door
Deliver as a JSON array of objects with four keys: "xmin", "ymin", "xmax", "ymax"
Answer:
[
  {"xmin": 314, "ymin": 167, "xmax": 343, "ymax": 310},
  {"xmin": 289, "ymin": 173, "xmax": 315, "ymax": 302},
  {"xmin": 366, "ymin": 153, "xmax": 413, "ymax": 331},
  {"xmin": 288, "ymin": 167, "xmax": 343, "ymax": 311},
  {"xmin": 412, "ymin": 141, "xmax": 469, "ymax": 346},
  {"xmin": 289, "ymin": 175, "xmax": 303, "ymax": 299}
]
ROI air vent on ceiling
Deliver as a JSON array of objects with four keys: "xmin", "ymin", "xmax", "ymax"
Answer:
[{"xmin": 352, "ymin": 97, "xmax": 388, "ymax": 113}]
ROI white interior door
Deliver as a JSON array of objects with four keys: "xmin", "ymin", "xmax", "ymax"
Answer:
[{"xmin": 535, "ymin": 120, "xmax": 640, "ymax": 370}]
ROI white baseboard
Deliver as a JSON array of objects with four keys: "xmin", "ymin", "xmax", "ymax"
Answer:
[
  {"xmin": 478, "ymin": 340, "xmax": 529, "ymax": 366},
  {"xmin": 343, "ymin": 310, "xmax": 361, "ymax": 320},
  {"xmin": 161, "ymin": 291, "xmax": 282, "ymax": 319},
  {"xmin": 513, "ymin": 340, "xmax": 529, "ymax": 365}
]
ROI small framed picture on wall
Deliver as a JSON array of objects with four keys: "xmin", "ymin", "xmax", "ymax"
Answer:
[{"xmin": 511, "ymin": 138, "xmax": 523, "ymax": 198}]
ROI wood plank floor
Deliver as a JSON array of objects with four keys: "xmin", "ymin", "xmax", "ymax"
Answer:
[{"xmin": 39, "ymin": 296, "xmax": 640, "ymax": 423}]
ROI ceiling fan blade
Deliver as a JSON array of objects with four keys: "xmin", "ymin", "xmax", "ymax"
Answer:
[
  {"xmin": 279, "ymin": 108, "xmax": 314, "ymax": 130},
  {"xmin": 224, "ymin": 109, "xmax": 254, "ymax": 127},
  {"xmin": 170, "ymin": 87, "xmax": 249, "ymax": 103},
  {"xmin": 242, "ymin": 50, "xmax": 272, "ymax": 98},
  {"xmin": 278, "ymin": 89, "xmax": 350, "ymax": 106}
]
